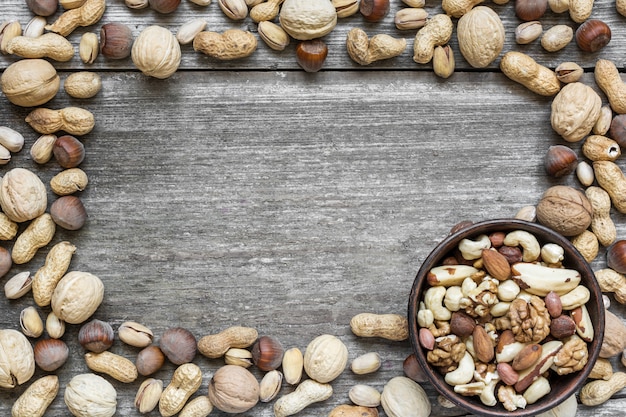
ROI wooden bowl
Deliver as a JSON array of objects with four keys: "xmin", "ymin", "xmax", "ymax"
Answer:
[{"xmin": 408, "ymin": 219, "xmax": 605, "ymax": 416}]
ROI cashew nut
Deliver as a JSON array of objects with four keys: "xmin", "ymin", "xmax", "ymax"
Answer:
[
  {"xmin": 444, "ymin": 351, "xmax": 475, "ymax": 386},
  {"xmin": 458, "ymin": 234, "xmax": 491, "ymax": 260},
  {"xmin": 503, "ymin": 230, "xmax": 540, "ymax": 262},
  {"xmin": 480, "ymin": 379, "xmax": 498, "ymax": 406},
  {"xmin": 454, "ymin": 381, "xmax": 485, "ymax": 396},
  {"xmin": 490, "ymin": 301, "xmax": 511, "ymax": 317},
  {"xmin": 444, "ymin": 286, "xmax": 463, "ymax": 311},
  {"xmin": 424, "ymin": 286, "xmax": 452, "ymax": 321},
  {"xmin": 416, "ymin": 302, "xmax": 434, "ymax": 327}
]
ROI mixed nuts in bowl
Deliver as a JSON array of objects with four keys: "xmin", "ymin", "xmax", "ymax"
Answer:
[{"xmin": 408, "ymin": 219, "xmax": 604, "ymax": 416}]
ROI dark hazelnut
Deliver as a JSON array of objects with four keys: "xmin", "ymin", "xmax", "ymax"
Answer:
[
  {"xmin": 359, "ymin": 0, "xmax": 390, "ymax": 22},
  {"xmin": 403, "ymin": 353, "xmax": 428, "ymax": 383},
  {"xmin": 515, "ymin": 0, "xmax": 548, "ymax": 21},
  {"xmin": 34, "ymin": 338, "xmax": 69, "ymax": 371},
  {"xmin": 100, "ymin": 23, "xmax": 134, "ymax": 60},
  {"xmin": 550, "ymin": 315, "xmax": 577, "ymax": 339},
  {"xmin": 449, "ymin": 220, "xmax": 473, "ymax": 234},
  {"xmin": 575, "ymin": 19, "xmax": 611, "ymax": 53},
  {"xmin": 159, "ymin": 327, "xmax": 197, "ymax": 365},
  {"xmin": 148, "ymin": 0, "xmax": 181, "ymax": 13},
  {"xmin": 609, "ymin": 114, "xmax": 626, "ymax": 148},
  {"xmin": 296, "ymin": 40, "xmax": 328, "ymax": 73},
  {"xmin": 136, "ymin": 345, "xmax": 166, "ymax": 376},
  {"xmin": 498, "ymin": 245, "xmax": 523, "ymax": 264},
  {"xmin": 50, "ymin": 195, "xmax": 87, "ymax": 230},
  {"xmin": 53, "ymin": 135, "xmax": 85, "ymax": 168},
  {"xmin": 251, "ymin": 335, "xmax": 284, "ymax": 371},
  {"xmin": 607, "ymin": 240, "xmax": 626, "ymax": 274},
  {"xmin": 78, "ymin": 319, "xmax": 115, "ymax": 353},
  {"xmin": 489, "ymin": 231, "xmax": 506, "ymax": 247},
  {"xmin": 26, "ymin": 0, "xmax": 59, "ymax": 17},
  {"xmin": 544, "ymin": 144, "xmax": 578, "ymax": 177}
]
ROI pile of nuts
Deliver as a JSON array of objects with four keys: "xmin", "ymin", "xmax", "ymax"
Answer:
[
  {"xmin": 3, "ymin": 0, "xmax": 626, "ymax": 416},
  {"xmin": 417, "ymin": 228, "xmax": 595, "ymax": 411}
]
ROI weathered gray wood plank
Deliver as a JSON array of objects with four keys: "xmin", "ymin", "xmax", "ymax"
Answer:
[
  {"xmin": 3, "ymin": 0, "xmax": 626, "ymax": 71},
  {"xmin": 0, "ymin": 70, "xmax": 625, "ymax": 415}
]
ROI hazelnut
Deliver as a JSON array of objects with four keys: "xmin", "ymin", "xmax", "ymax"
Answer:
[
  {"xmin": 449, "ymin": 311, "xmax": 476, "ymax": 337},
  {"xmin": 610, "ymin": 114, "xmax": 626, "ymax": 148},
  {"xmin": 136, "ymin": 345, "xmax": 166, "ymax": 376},
  {"xmin": 251, "ymin": 335, "xmax": 284, "ymax": 371},
  {"xmin": 296, "ymin": 40, "xmax": 328, "ymax": 73},
  {"xmin": 148, "ymin": 0, "xmax": 181, "ymax": 13},
  {"xmin": 607, "ymin": 240, "xmax": 626, "ymax": 274},
  {"xmin": 515, "ymin": 0, "xmax": 548, "ymax": 21},
  {"xmin": 78, "ymin": 319, "xmax": 114, "ymax": 353},
  {"xmin": 575, "ymin": 19, "xmax": 611, "ymax": 53},
  {"xmin": 544, "ymin": 144, "xmax": 578, "ymax": 177},
  {"xmin": 53, "ymin": 135, "xmax": 85, "ymax": 168},
  {"xmin": 159, "ymin": 327, "xmax": 197, "ymax": 365},
  {"xmin": 403, "ymin": 353, "xmax": 428, "ymax": 383},
  {"xmin": 26, "ymin": 0, "xmax": 59, "ymax": 17},
  {"xmin": 50, "ymin": 195, "xmax": 87, "ymax": 230},
  {"xmin": 360, "ymin": 0, "xmax": 390, "ymax": 22},
  {"xmin": 100, "ymin": 23, "xmax": 134, "ymax": 60},
  {"xmin": 34, "ymin": 338, "xmax": 69, "ymax": 371},
  {"xmin": 550, "ymin": 315, "xmax": 577, "ymax": 339}
]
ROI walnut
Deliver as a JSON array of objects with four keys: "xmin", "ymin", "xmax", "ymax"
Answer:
[
  {"xmin": 536, "ymin": 185, "xmax": 593, "ymax": 237},
  {"xmin": 494, "ymin": 316, "xmax": 512, "ymax": 331},
  {"xmin": 553, "ymin": 335, "xmax": 589, "ymax": 375},
  {"xmin": 427, "ymin": 335, "xmax": 466, "ymax": 370},
  {"xmin": 497, "ymin": 385, "xmax": 527, "ymax": 411},
  {"xmin": 428, "ymin": 320, "xmax": 451, "ymax": 337},
  {"xmin": 463, "ymin": 277, "xmax": 499, "ymax": 318},
  {"xmin": 508, "ymin": 296, "xmax": 551, "ymax": 343}
]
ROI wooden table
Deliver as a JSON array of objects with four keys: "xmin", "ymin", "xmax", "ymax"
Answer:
[{"xmin": 1, "ymin": 0, "xmax": 625, "ymax": 416}]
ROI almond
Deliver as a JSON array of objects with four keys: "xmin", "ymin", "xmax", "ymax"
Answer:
[
  {"xmin": 496, "ymin": 329, "xmax": 515, "ymax": 354},
  {"xmin": 497, "ymin": 362, "xmax": 519, "ymax": 385},
  {"xmin": 473, "ymin": 325, "xmax": 494, "ymax": 363},
  {"xmin": 481, "ymin": 248, "xmax": 511, "ymax": 280},
  {"xmin": 450, "ymin": 311, "xmax": 475, "ymax": 337},
  {"xmin": 512, "ymin": 343, "xmax": 542, "ymax": 371}
]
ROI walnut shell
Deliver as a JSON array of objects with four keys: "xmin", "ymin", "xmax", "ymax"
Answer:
[
  {"xmin": 279, "ymin": 0, "xmax": 337, "ymax": 40},
  {"xmin": 536, "ymin": 185, "xmax": 593, "ymax": 236},
  {"xmin": 51, "ymin": 271, "xmax": 105, "ymax": 324},
  {"xmin": 208, "ymin": 365, "xmax": 259, "ymax": 413},
  {"xmin": 131, "ymin": 25, "xmax": 181, "ymax": 79},
  {"xmin": 457, "ymin": 6, "xmax": 505, "ymax": 68},
  {"xmin": 0, "ymin": 168, "xmax": 47, "ymax": 223},
  {"xmin": 303, "ymin": 334, "xmax": 348, "ymax": 383},
  {"xmin": 551, "ymin": 82, "xmax": 602, "ymax": 142},
  {"xmin": 64, "ymin": 373, "xmax": 117, "ymax": 417},
  {"xmin": 0, "ymin": 329, "xmax": 35, "ymax": 389},
  {"xmin": 0, "ymin": 59, "xmax": 60, "ymax": 107}
]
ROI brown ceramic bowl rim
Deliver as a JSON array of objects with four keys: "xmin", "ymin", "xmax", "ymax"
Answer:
[{"xmin": 408, "ymin": 218, "xmax": 605, "ymax": 417}]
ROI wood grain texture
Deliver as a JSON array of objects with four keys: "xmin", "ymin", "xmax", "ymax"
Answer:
[{"xmin": 1, "ymin": 0, "xmax": 626, "ymax": 416}]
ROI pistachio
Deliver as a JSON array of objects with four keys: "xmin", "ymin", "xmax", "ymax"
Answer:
[
  {"xmin": 21, "ymin": 306, "xmax": 44, "ymax": 338},
  {"xmin": 46, "ymin": 312, "xmax": 66, "ymax": 339},
  {"xmin": 118, "ymin": 321, "xmax": 154, "ymax": 347},
  {"xmin": 282, "ymin": 347, "xmax": 304, "ymax": 385},
  {"xmin": 0, "ymin": 21, "xmax": 22, "ymax": 54},
  {"xmin": 258, "ymin": 21, "xmax": 290, "ymax": 51},
  {"xmin": 395, "ymin": 8, "xmax": 428, "ymax": 30},
  {"xmin": 218, "ymin": 0, "xmax": 248, "ymax": 20},
  {"xmin": 515, "ymin": 21, "xmax": 543, "ymax": 45},
  {"xmin": 126, "ymin": 0, "xmax": 150, "ymax": 8},
  {"xmin": 351, "ymin": 352, "xmax": 382, "ymax": 375},
  {"xmin": 30, "ymin": 134, "xmax": 57, "ymax": 164},
  {"xmin": 332, "ymin": 0, "xmax": 359, "ymax": 17},
  {"xmin": 135, "ymin": 378, "xmax": 163, "ymax": 414},
  {"xmin": 176, "ymin": 18, "xmax": 206, "ymax": 45},
  {"xmin": 349, "ymin": 384, "xmax": 381, "ymax": 407},
  {"xmin": 224, "ymin": 348, "xmax": 254, "ymax": 367},
  {"xmin": 541, "ymin": 24, "xmax": 573, "ymax": 52},
  {"xmin": 433, "ymin": 45, "xmax": 455, "ymax": 79},
  {"xmin": 79, "ymin": 32, "xmax": 99, "ymax": 64},
  {"xmin": 0, "ymin": 126, "xmax": 24, "ymax": 152},
  {"xmin": 24, "ymin": 16, "xmax": 46, "ymax": 38},
  {"xmin": 4, "ymin": 271, "xmax": 32, "ymax": 300},
  {"xmin": 555, "ymin": 62, "xmax": 584, "ymax": 83},
  {"xmin": 259, "ymin": 370, "xmax": 283, "ymax": 402}
]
